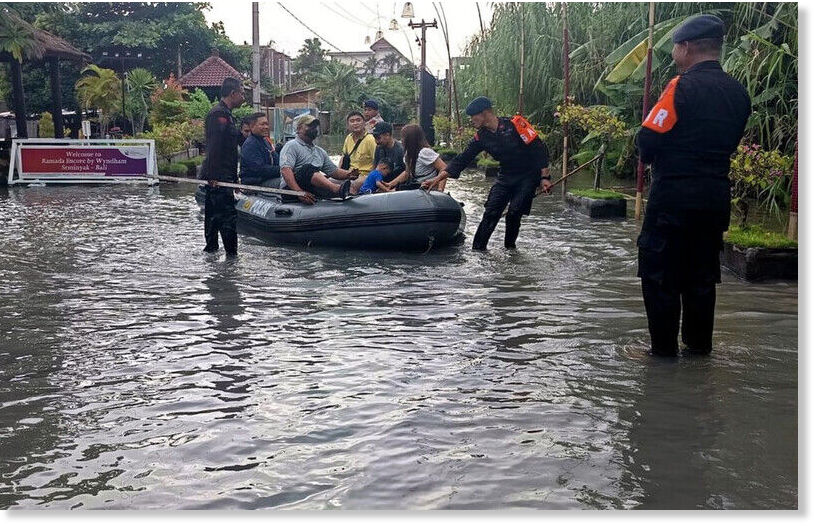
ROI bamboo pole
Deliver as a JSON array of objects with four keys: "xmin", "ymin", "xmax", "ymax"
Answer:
[
  {"xmin": 635, "ymin": 2, "xmax": 656, "ymax": 220},
  {"xmin": 440, "ymin": 4, "xmax": 462, "ymax": 131},
  {"xmin": 518, "ymin": 2, "xmax": 525, "ymax": 114},
  {"xmin": 561, "ymin": 2, "xmax": 569, "ymax": 197},
  {"xmin": 788, "ymin": 140, "xmax": 798, "ymax": 240},
  {"xmin": 155, "ymin": 175, "xmax": 306, "ymax": 197}
]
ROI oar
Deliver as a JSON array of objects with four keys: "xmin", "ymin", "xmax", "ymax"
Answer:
[{"xmin": 155, "ymin": 175, "xmax": 307, "ymax": 197}]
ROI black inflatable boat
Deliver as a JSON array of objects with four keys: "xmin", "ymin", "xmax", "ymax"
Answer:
[{"xmin": 195, "ymin": 186, "xmax": 466, "ymax": 251}]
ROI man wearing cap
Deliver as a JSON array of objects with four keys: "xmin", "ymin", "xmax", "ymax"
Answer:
[
  {"xmin": 422, "ymin": 96, "xmax": 552, "ymax": 250},
  {"xmin": 278, "ymin": 114, "xmax": 358, "ymax": 204},
  {"xmin": 371, "ymin": 121, "xmax": 406, "ymax": 183},
  {"xmin": 363, "ymin": 100, "xmax": 384, "ymax": 133},
  {"xmin": 635, "ymin": 14, "xmax": 750, "ymax": 357},
  {"xmin": 200, "ymin": 77, "xmax": 245, "ymax": 257}
]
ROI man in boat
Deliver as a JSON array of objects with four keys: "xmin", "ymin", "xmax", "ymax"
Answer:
[
  {"xmin": 363, "ymin": 99, "xmax": 384, "ymax": 133},
  {"xmin": 239, "ymin": 112, "xmax": 280, "ymax": 187},
  {"xmin": 342, "ymin": 111, "xmax": 377, "ymax": 181},
  {"xmin": 635, "ymin": 14, "xmax": 750, "ymax": 357},
  {"xmin": 199, "ymin": 77, "xmax": 245, "ymax": 257},
  {"xmin": 422, "ymin": 96, "xmax": 552, "ymax": 250},
  {"xmin": 371, "ymin": 121, "xmax": 406, "ymax": 184},
  {"xmin": 278, "ymin": 114, "xmax": 358, "ymax": 205}
]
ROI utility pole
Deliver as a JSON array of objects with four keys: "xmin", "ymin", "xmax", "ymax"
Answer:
[
  {"xmin": 251, "ymin": 2, "xmax": 261, "ymax": 110},
  {"xmin": 408, "ymin": 18, "xmax": 437, "ymax": 132}
]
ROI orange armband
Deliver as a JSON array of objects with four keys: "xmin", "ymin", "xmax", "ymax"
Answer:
[
  {"xmin": 511, "ymin": 114, "xmax": 539, "ymax": 145},
  {"xmin": 642, "ymin": 76, "xmax": 680, "ymax": 133}
]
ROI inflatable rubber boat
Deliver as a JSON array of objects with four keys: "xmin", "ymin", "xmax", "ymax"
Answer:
[{"xmin": 195, "ymin": 185, "xmax": 466, "ymax": 251}]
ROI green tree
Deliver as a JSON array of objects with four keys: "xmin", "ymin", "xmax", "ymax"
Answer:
[
  {"xmin": 75, "ymin": 64, "xmax": 122, "ymax": 136},
  {"xmin": 149, "ymin": 73, "xmax": 187, "ymax": 126},
  {"xmin": 362, "ymin": 74, "xmax": 416, "ymax": 125},
  {"xmin": 362, "ymin": 56, "xmax": 379, "ymax": 77},
  {"xmin": 32, "ymin": 3, "xmax": 250, "ymax": 80},
  {"xmin": 314, "ymin": 60, "xmax": 362, "ymax": 133},
  {"xmin": 38, "ymin": 110, "xmax": 54, "ymax": 137},
  {"xmin": 293, "ymin": 38, "xmax": 327, "ymax": 85},
  {"xmin": 184, "ymin": 88, "xmax": 214, "ymax": 120},
  {"xmin": 380, "ymin": 53, "xmax": 402, "ymax": 75},
  {"xmin": 125, "ymin": 67, "xmax": 156, "ymax": 135}
]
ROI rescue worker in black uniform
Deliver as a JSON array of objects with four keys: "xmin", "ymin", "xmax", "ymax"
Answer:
[
  {"xmin": 422, "ymin": 97, "xmax": 552, "ymax": 250},
  {"xmin": 199, "ymin": 77, "xmax": 245, "ymax": 257},
  {"xmin": 635, "ymin": 15, "xmax": 750, "ymax": 356}
]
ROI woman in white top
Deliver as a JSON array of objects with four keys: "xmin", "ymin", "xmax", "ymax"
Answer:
[{"xmin": 385, "ymin": 124, "xmax": 447, "ymax": 192}]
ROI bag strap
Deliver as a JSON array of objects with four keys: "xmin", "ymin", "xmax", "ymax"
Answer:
[{"xmin": 345, "ymin": 134, "xmax": 366, "ymax": 156}]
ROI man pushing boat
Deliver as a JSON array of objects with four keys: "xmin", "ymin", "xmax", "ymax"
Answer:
[{"xmin": 422, "ymin": 97, "xmax": 552, "ymax": 250}]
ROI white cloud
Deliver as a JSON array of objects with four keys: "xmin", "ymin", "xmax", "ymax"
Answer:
[{"xmin": 203, "ymin": 0, "xmax": 493, "ymax": 78}]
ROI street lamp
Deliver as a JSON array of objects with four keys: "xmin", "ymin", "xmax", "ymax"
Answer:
[
  {"xmin": 401, "ymin": 2, "xmax": 414, "ymax": 18},
  {"xmin": 389, "ymin": 19, "xmax": 399, "ymax": 31}
]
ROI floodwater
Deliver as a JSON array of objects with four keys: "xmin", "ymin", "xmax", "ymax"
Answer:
[{"xmin": 0, "ymin": 172, "xmax": 798, "ymax": 509}]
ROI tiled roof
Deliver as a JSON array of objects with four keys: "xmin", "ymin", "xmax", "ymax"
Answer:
[{"xmin": 178, "ymin": 53, "xmax": 243, "ymax": 87}]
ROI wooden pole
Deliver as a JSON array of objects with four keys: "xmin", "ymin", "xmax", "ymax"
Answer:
[
  {"xmin": 561, "ymin": 2, "xmax": 569, "ymax": 197},
  {"xmin": 155, "ymin": 175, "xmax": 306, "ymax": 197},
  {"xmin": 788, "ymin": 140, "xmax": 798, "ymax": 240},
  {"xmin": 49, "ymin": 57, "xmax": 64, "ymax": 138},
  {"xmin": 518, "ymin": 2, "xmax": 525, "ymax": 114},
  {"xmin": 10, "ymin": 57, "xmax": 27, "ymax": 138},
  {"xmin": 635, "ymin": 2, "xmax": 655, "ymax": 220}
]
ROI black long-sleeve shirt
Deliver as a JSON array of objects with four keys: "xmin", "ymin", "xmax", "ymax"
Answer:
[
  {"xmin": 200, "ymin": 100, "xmax": 243, "ymax": 182},
  {"xmin": 635, "ymin": 60, "xmax": 750, "ymax": 211},
  {"xmin": 446, "ymin": 117, "xmax": 549, "ymax": 180}
]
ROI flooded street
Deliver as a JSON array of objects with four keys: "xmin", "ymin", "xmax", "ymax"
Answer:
[{"xmin": 0, "ymin": 173, "xmax": 797, "ymax": 509}]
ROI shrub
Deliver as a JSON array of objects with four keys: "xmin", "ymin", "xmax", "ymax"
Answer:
[
  {"xmin": 39, "ymin": 111, "xmax": 54, "ymax": 138},
  {"xmin": 158, "ymin": 162, "xmax": 188, "ymax": 177},
  {"xmin": 725, "ymin": 224, "xmax": 797, "ymax": 249},
  {"xmin": 150, "ymin": 74, "xmax": 188, "ymax": 126},
  {"xmin": 569, "ymin": 188, "xmax": 626, "ymax": 200},
  {"xmin": 140, "ymin": 125, "xmax": 187, "ymax": 163},
  {"xmin": 730, "ymin": 143, "xmax": 794, "ymax": 226},
  {"xmin": 477, "ymin": 157, "xmax": 500, "ymax": 169}
]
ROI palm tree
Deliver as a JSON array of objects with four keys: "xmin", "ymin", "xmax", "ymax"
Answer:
[
  {"xmin": 314, "ymin": 60, "xmax": 362, "ymax": 132},
  {"xmin": 363, "ymin": 56, "xmax": 380, "ymax": 77},
  {"xmin": 380, "ymin": 53, "xmax": 402, "ymax": 75},
  {"xmin": 0, "ymin": 7, "xmax": 44, "ymax": 62},
  {"xmin": 75, "ymin": 64, "xmax": 122, "ymax": 137},
  {"xmin": 125, "ymin": 67, "xmax": 157, "ymax": 135}
]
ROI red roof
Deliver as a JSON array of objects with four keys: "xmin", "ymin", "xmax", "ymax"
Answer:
[{"xmin": 178, "ymin": 51, "xmax": 243, "ymax": 87}]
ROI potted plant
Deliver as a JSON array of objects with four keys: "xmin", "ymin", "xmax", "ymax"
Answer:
[
  {"xmin": 557, "ymin": 103, "xmax": 629, "ymax": 218},
  {"xmin": 721, "ymin": 144, "xmax": 796, "ymax": 281},
  {"xmin": 477, "ymin": 156, "xmax": 500, "ymax": 177}
]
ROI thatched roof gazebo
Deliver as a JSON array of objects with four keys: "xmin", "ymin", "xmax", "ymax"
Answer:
[{"xmin": 0, "ymin": 8, "xmax": 91, "ymax": 138}]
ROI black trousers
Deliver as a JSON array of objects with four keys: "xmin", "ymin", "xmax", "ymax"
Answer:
[
  {"xmin": 204, "ymin": 186, "xmax": 237, "ymax": 255},
  {"xmin": 637, "ymin": 208, "xmax": 729, "ymax": 355},
  {"xmin": 473, "ymin": 175, "xmax": 540, "ymax": 250}
]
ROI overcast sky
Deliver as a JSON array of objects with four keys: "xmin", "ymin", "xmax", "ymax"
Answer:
[{"xmin": 203, "ymin": 0, "xmax": 494, "ymax": 77}]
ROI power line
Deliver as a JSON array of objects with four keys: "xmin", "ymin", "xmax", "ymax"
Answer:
[
  {"xmin": 320, "ymin": 2, "xmax": 370, "ymax": 28},
  {"xmin": 276, "ymin": 3, "xmax": 346, "ymax": 53}
]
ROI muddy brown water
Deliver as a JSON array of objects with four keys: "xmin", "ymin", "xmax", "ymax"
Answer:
[{"xmin": 0, "ymin": 172, "xmax": 797, "ymax": 509}]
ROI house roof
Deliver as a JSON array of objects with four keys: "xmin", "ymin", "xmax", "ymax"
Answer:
[
  {"xmin": 0, "ymin": 8, "xmax": 91, "ymax": 62},
  {"xmin": 369, "ymin": 37, "xmax": 410, "ymax": 64},
  {"xmin": 178, "ymin": 50, "xmax": 244, "ymax": 87}
]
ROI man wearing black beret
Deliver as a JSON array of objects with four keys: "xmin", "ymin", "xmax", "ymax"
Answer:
[
  {"xmin": 422, "ymin": 96, "xmax": 552, "ymax": 250},
  {"xmin": 635, "ymin": 14, "xmax": 751, "ymax": 357}
]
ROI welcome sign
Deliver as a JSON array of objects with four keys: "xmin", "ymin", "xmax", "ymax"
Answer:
[{"xmin": 8, "ymin": 139, "xmax": 157, "ymax": 184}]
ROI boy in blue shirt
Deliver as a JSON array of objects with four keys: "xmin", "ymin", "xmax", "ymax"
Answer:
[{"xmin": 357, "ymin": 159, "xmax": 394, "ymax": 195}]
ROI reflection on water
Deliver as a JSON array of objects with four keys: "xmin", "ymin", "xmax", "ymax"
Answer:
[{"xmin": 0, "ymin": 174, "xmax": 797, "ymax": 509}]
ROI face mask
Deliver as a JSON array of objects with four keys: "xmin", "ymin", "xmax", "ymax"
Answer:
[{"xmin": 305, "ymin": 126, "xmax": 320, "ymax": 140}]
